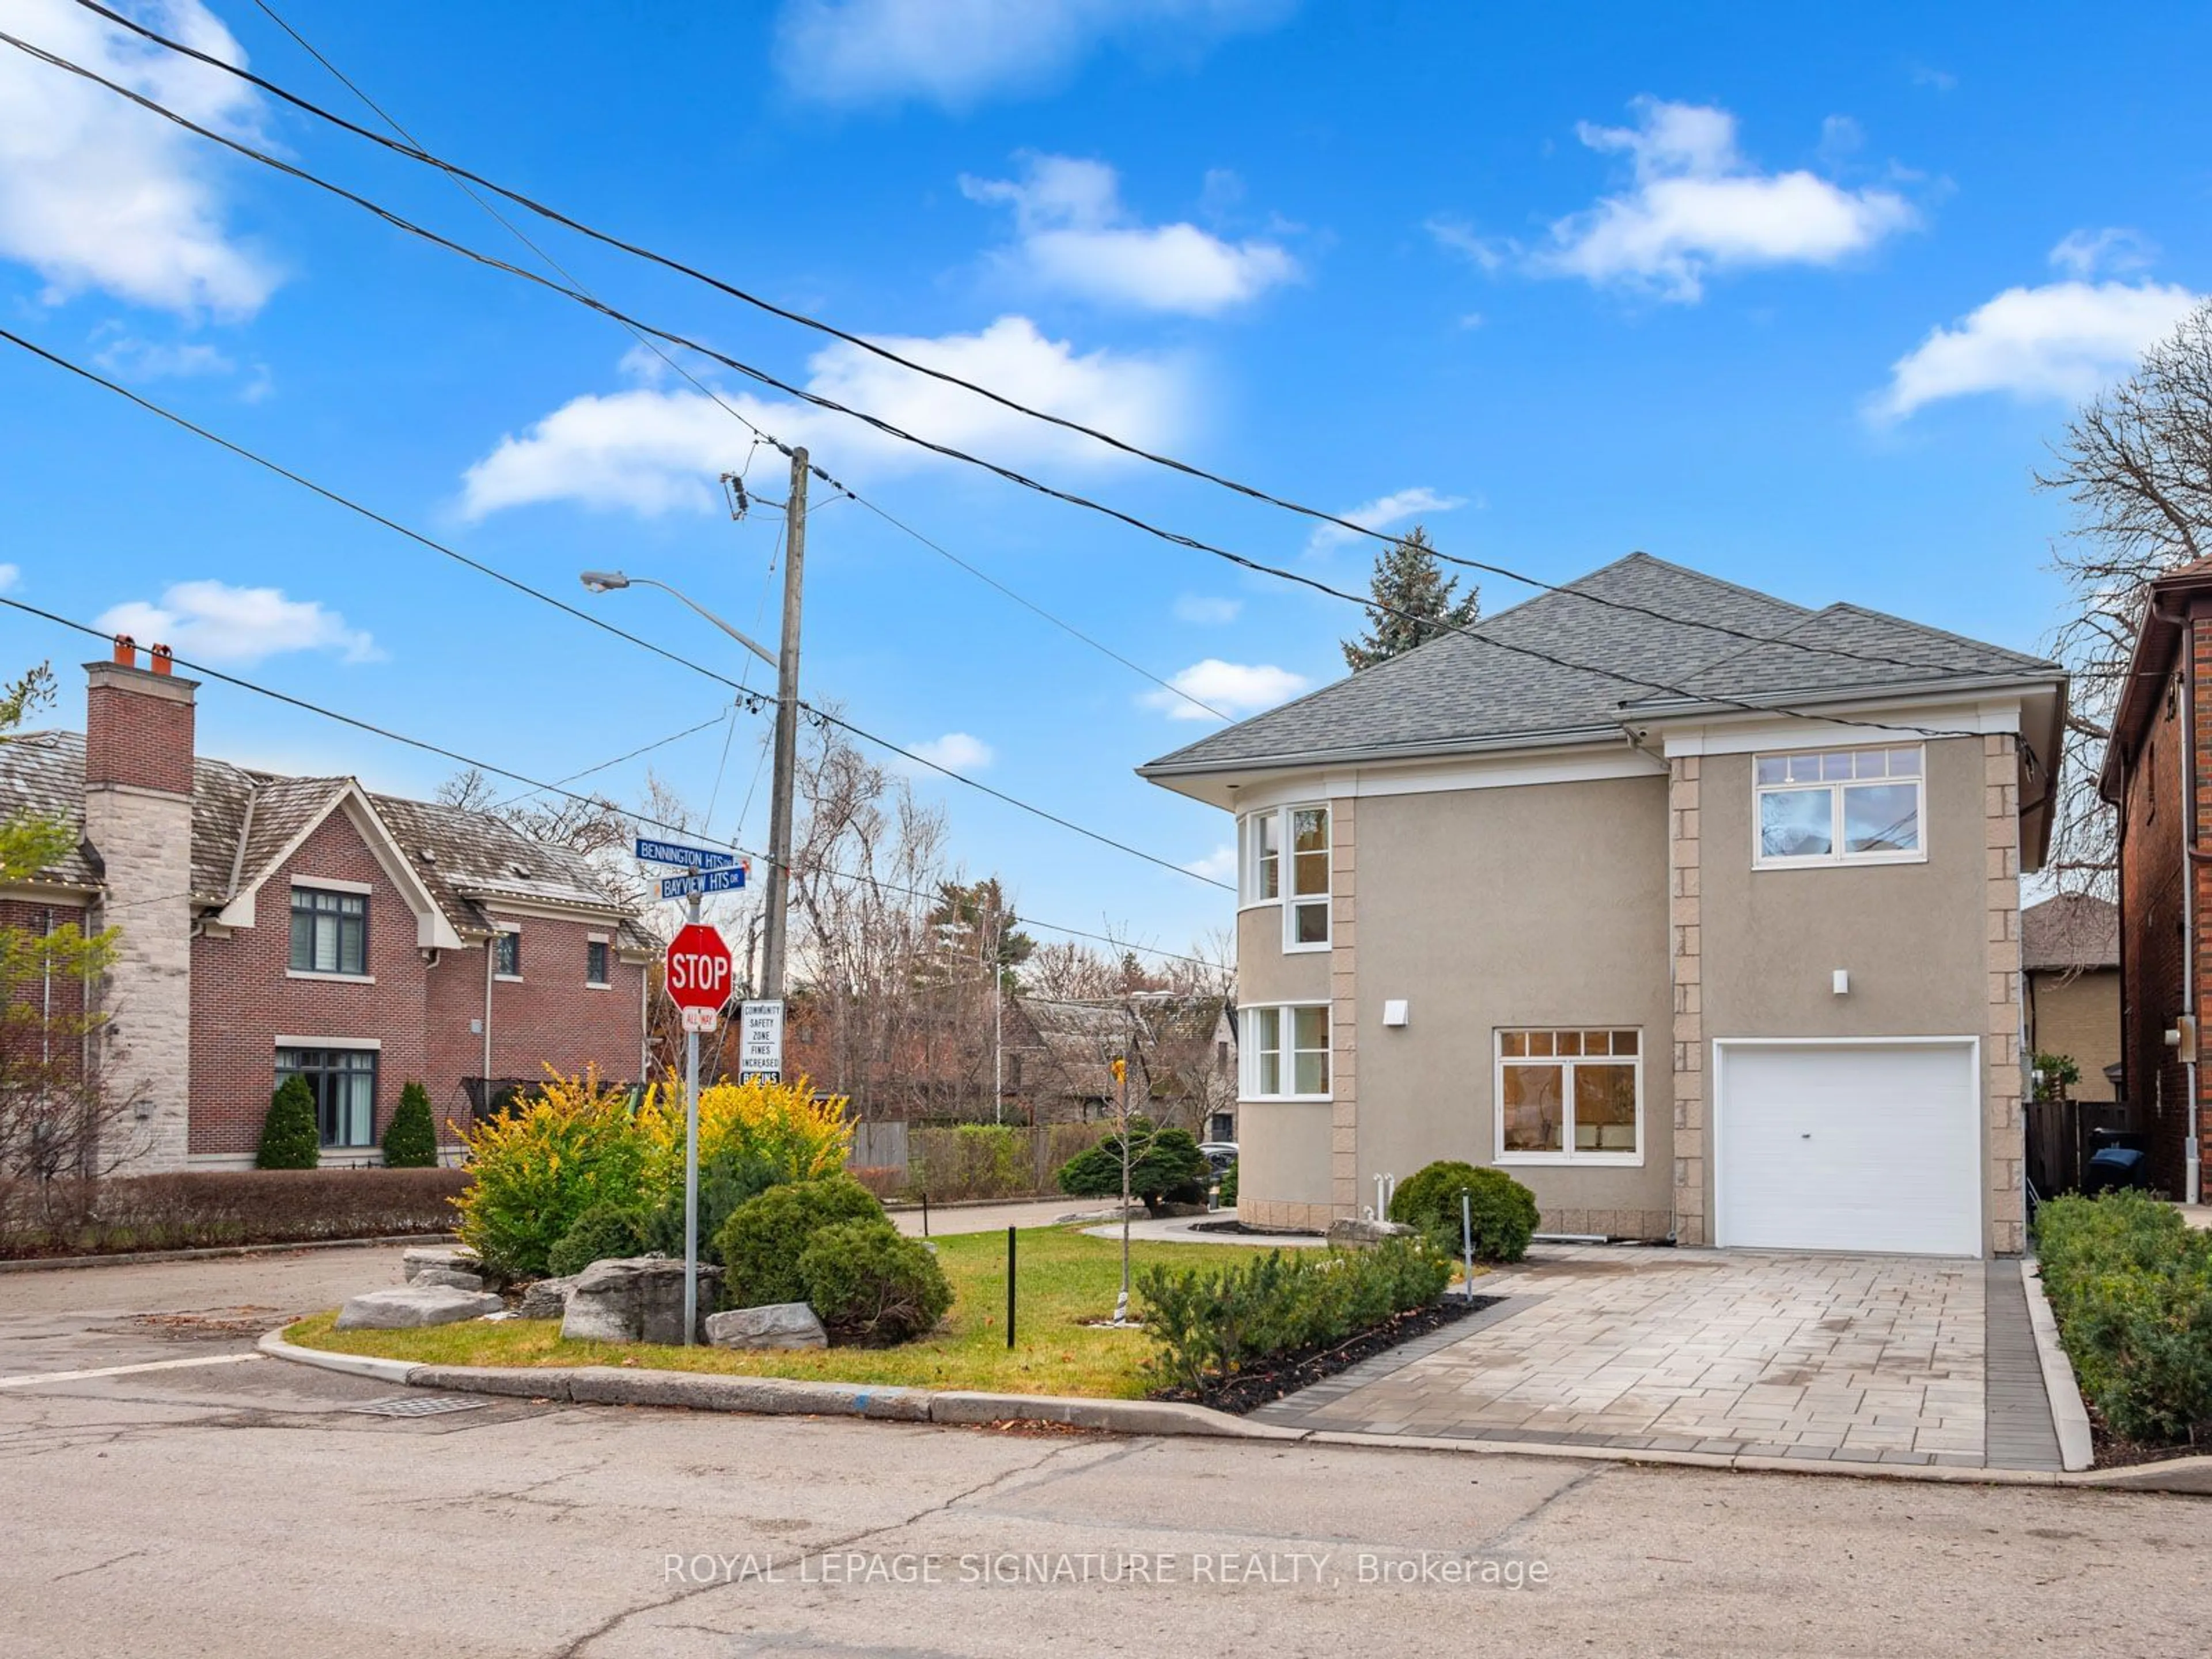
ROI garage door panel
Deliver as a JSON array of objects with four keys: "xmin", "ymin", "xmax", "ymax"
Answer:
[{"xmin": 1717, "ymin": 1042, "xmax": 1979, "ymax": 1257}]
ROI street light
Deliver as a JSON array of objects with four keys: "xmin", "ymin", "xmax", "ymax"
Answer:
[{"xmin": 578, "ymin": 571, "xmax": 778, "ymax": 669}]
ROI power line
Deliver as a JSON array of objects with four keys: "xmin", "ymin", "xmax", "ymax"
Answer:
[
  {"xmin": 0, "ymin": 594, "xmax": 1220, "ymax": 971},
  {"xmin": 68, "ymin": 0, "xmax": 2017, "ymax": 687},
  {"xmin": 487, "ymin": 708, "xmax": 730, "ymax": 812},
  {"xmin": 0, "ymin": 325, "xmax": 1230, "ymax": 891},
  {"xmin": 0, "ymin": 35, "xmax": 2029, "ymax": 748}
]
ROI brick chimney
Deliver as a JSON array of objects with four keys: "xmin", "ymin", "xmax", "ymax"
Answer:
[{"xmin": 82, "ymin": 642, "xmax": 199, "ymax": 1173}]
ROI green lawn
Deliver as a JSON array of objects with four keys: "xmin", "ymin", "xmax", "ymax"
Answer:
[{"xmin": 289, "ymin": 1224, "xmax": 1269, "ymax": 1399}]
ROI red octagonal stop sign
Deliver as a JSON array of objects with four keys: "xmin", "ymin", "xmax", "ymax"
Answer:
[{"xmin": 664, "ymin": 922, "xmax": 732, "ymax": 1010}]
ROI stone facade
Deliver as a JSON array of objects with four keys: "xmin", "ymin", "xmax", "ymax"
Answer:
[
  {"xmin": 1329, "ymin": 794, "xmax": 1358, "ymax": 1219},
  {"xmin": 1668, "ymin": 753, "xmax": 1705, "ymax": 1247},
  {"xmin": 1984, "ymin": 733, "xmax": 2027, "ymax": 1254}
]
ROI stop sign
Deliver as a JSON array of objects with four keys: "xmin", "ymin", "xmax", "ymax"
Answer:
[{"xmin": 664, "ymin": 923, "xmax": 732, "ymax": 1010}]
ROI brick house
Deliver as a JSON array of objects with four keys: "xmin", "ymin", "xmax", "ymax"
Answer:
[
  {"xmin": 0, "ymin": 647, "xmax": 655, "ymax": 1171},
  {"xmin": 2100, "ymin": 560, "xmax": 2212, "ymax": 1205}
]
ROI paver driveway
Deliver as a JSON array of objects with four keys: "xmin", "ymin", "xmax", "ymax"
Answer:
[{"xmin": 1253, "ymin": 1245, "xmax": 2062, "ymax": 1469}]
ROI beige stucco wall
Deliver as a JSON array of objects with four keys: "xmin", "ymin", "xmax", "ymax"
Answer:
[
  {"xmin": 1236, "ymin": 903, "xmax": 1330, "ymax": 1005},
  {"xmin": 2027, "ymin": 968, "xmax": 2120, "ymax": 1103}
]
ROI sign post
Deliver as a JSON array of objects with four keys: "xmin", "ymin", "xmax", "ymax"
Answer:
[{"xmin": 653, "ymin": 863, "xmax": 737, "ymax": 1347}]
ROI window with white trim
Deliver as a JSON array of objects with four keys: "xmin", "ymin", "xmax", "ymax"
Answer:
[
  {"xmin": 1495, "ymin": 1027, "xmax": 1641, "ymax": 1164},
  {"xmin": 1754, "ymin": 745, "xmax": 1924, "ymax": 866},
  {"xmin": 1236, "ymin": 803, "xmax": 1331, "ymax": 949},
  {"xmin": 1242, "ymin": 1004, "xmax": 1331, "ymax": 1100}
]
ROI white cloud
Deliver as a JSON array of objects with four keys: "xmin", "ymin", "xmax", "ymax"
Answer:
[
  {"xmin": 1874, "ymin": 279, "xmax": 2203, "ymax": 419},
  {"xmin": 1172, "ymin": 594, "xmax": 1241, "ymax": 624},
  {"xmin": 1142, "ymin": 658, "xmax": 1309, "ymax": 722},
  {"xmin": 0, "ymin": 563, "xmax": 17, "ymax": 592},
  {"xmin": 2049, "ymin": 227, "xmax": 2155, "ymax": 279},
  {"xmin": 962, "ymin": 153, "xmax": 1297, "ymax": 315},
  {"xmin": 460, "ymin": 316, "xmax": 1189, "ymax": 519},
  {"xmin": 1182, "ymin": 842, "xmax": 1236, "ymax": 882},
  {"xmin": 774, "ymin": 0, "xmax": 1290, "ymax": 108},
  {"xmin": 95, "ymin": 580, "xmax": 378, "ymax": 665},
  {"xmin": 1531, "ymin": 97, "xmax": 1916, "ymax": 302},
  {"xmin": 0, "ymin": 0, "xmax": 278, "ymax": 316},
  {"xmin": 1306, "ymin": 486, "xmax": 1467, "ymax": 554},
  {"xmin": 904, "ymin": 731, "xmax": 994, "ymax": 772}
]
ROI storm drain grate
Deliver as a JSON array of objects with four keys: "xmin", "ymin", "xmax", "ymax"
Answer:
[{"xmin": 346, "ymin": 1394, "xmax": 488, "ymax": 1418}]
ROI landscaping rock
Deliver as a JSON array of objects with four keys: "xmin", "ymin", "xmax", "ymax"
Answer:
[
  {"xmin": 514, "ymin": 1275, "xmax": 575, "ymax": 1321},
  {"xmin": 560, "ymin": 1256, "xmax": 724, "ymax": 1346},
  {"xmin": 401, "ymin": 1246, "xmax": 480, "ymax": 1283},
  {"xmin": 1326, "ymin": 1217, "xmax": 1418, "ymax": 1249},
  {"xmin": 704, "ymin": 1301, "xmax": 828, "ymax": 1351},
  {"xmin": 411, "ymin": 1267, "xmax": 486, "ymax": 1292},
  {"xmin": 335, "ymin": 1285, "xmax": 503, "ymax": 1331}
]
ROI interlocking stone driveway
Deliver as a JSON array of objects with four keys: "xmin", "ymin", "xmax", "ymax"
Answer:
[{"xmin": 1252, "ymin": 1246, "xmax": 2046, "ymax": 1468}]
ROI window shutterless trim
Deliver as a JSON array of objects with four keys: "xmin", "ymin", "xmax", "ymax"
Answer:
[
  {"xmin": 1751, "ymin": 744, "xmax": 1928, "ymax": 870},
  {"xmin": 1238, "ymin": 1001, "xmax": 1332, "ymax": 1102},
  {"xmin": 288, "ymin": 874, "xmax": 373, "ymax": 895},
  {"xmin": 1493, "ymin": 1027, "xmax": 1644, "ymax": 1166}
]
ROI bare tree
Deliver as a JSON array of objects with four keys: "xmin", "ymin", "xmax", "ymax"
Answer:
[{"xmin": 2041, "ymin": 300, "xmax": 2212, "ymax": 897}]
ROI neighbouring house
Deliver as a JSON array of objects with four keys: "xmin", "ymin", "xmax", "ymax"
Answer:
[
  {"xmin": 1003, "ymin": 994, "xmax": 1238, "ymax": 1134},
  {"xmin": 1140, "ymin": 553, "xmax": 2066, "ymax": 1257},
  {"xmin": 2021, "ymin": 894, "xmax": 2120, "ymax": 1104},
  {"xmin": 2099, "ymin": 560, "xmax": 2212, "ymax": 1206},
  {"xmin": 0, "ymin": 646, "xmax": 655, "ymax": 1172}
]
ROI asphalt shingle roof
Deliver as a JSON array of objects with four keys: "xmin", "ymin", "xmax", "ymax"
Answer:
[
  {"xmin": 1142, "ymin": 554, "xmax": 2061, "ymax": 775},
  {"xmin": 2021, "ymin": 894, "xmax": 2119, "ymax": 972}
]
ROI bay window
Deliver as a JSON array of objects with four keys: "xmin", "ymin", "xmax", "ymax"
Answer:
[
  {"xmin": 1243, "ymin": 1004, "xmax": 1331, "ymax": 1100},
  {"xmin": 1237, "ymin": 802, "xmax": 1331, "ymax": 950}
]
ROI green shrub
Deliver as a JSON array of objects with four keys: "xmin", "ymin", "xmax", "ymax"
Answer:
[
  {"xmin": 1056, "ymin": 1119, "xmax": 1211, "ymax": 1215},
  {"xmin": 547, "ymin": 1202, "xmax": 651, "ymax": 1278},
  {"xmin": 1137, "ymin": 1237, "xmax": 1451, "ymax": 1395},
  {"xmin": 2036, "ymin": 1190, "xmax": 2212, "ymax": 1444},
  {"xmin": 452, "ymin": 1073, "xmax": 653, "ymax": 1279},
  {"xmin": 381, "ymin": 1082, "xmax": 439, "ymax": 1168},
  {"xmin": 907, "ymin": 1124, "xmax": 1028, "ymax": 1202},
  {"xmin": 798, "ymin": 1219, "xmax": 953, "ymax": 1345},
  {"xmin": 715, "ymin": 1175, "xmax": 886, "ymax": 1308},
  {"xmin": 643, "ymin": 1147, "xmax": 782, "ymax": 1266},
  {"xmin": 255, "ymin": 1076, "xmax": 321, "ymax": 1170},
  {"xmin": 1389, "ymin": 1161, "xmax": 1539, "ymax": 1263},
  {"xmin": 1217, "ymin": 1160, "xmax": 1238, "ymax": 1207}
]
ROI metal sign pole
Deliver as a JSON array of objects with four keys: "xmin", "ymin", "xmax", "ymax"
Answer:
[{"xmin": 684, "ymin": 889, "xmax": 702, "ymax": 1347}]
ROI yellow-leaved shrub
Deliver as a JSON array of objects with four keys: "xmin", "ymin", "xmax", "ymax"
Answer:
[
  {"xmin": 635, "ymin": 1073, "xmax": 852, "ymax": 1197},
  {"xmin": 450, "ymin": 1069, "xmax": 649, "ymax": 1279}
]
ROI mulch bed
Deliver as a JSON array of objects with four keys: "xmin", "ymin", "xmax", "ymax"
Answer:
[
  {"xmin": 1152, "ymin": 1294, "xmax": 1502, "ymax": 1416},
  {"xmin": 2088, "ymin": 1407, "xmax": 2210, "ymax": 1469}
]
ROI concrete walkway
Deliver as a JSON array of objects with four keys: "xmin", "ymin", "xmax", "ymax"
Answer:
[{"xmin": 1253, "ymin": 1245, "xmax": 2065, "ymax": 1472}]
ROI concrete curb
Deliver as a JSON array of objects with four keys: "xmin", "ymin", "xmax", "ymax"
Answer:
[
  {"xmin": 259, "ymin": 1330, "xmax": 2212, "ymax": 1493},
  {"xmin": 2020, "ymin": 1257, "xmax": 2096, "ymax": 1472},
  {"xmin": 0, "ymin": 1233, "xmax": 459, "ymax": 1276}
]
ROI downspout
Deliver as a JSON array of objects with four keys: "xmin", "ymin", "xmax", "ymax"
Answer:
[
  {"xmin": 482, "ymin": 933, "xmax": 494, "ymax": 1097},
  {"xmin": 40, "ymin": 907, "xmax": 53, "ymax": 1069},
  {"xmin": 2181, "ymin": 612, "xmax": 2204, "ymax": 1206}
]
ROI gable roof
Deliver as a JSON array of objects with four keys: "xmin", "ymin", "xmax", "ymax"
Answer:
[
  {"xmin": 1139, "ymin": 553, "xmax": 2062, "ymax": 779},
  {"xmin": 0, "ymin": 729, "xmax": 649, "ymax": 950},
  {"xmin": 2021, "ymin": 893, "xmax": 2119, "ymax": 972}
]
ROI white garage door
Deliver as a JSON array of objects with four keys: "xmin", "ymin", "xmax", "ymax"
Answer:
[{"xmin": 1716, "ymin": 1041, "xmax": 1980, "ymax": 1256}]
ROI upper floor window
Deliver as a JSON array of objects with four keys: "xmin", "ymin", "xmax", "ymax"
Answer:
[
  {"xmin": 290, "ymin": 887, "xmax": 367, "ymax": 976},
  {"xmin": 586, "ymin": 938, "xmax": 611, "ymax": 987},
  {"xmin": 1754, "ymin": 746, "xmax": 1924, "ymax": 868},
  {"xmin": 494, "ymin": 929, "xmax": 522, "ymax": 979},
  {"xmin": 1237, "ymin": 802, "xmax": 1331, "ymax": 950}
]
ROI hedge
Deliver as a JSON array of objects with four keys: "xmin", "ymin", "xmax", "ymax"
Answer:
[
  {"xmin": 0, "ymin": 1169, "xmax": 471, "ymax": 1259},
  {"xmin": 2035, "ymin": 1190, "xmax": 2212, "ymax": 1445}
]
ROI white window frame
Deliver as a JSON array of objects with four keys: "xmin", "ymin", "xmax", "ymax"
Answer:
[
  {"xmin": 1236, "ymin": 802, "xmax": 1331, "ymax": 952},
  {"xmin": 1493, "ymin": 1027, "xmax": 1643, "ymax": 1166},
  {"xmin": 1240, "ymin": 1002, "xmax": 1332, "ymax": 1101},
  {"xmin": 1752, "ymin": 744, "xmax": 1927, "ymax": 870}
]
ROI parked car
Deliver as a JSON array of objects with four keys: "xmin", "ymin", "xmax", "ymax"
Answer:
[{"xmin": 1198, "ymin": 1141, "xmax": 1239, "ymax": 1174}]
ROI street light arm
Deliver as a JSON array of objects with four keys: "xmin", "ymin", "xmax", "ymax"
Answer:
[{"xmin": 629, "ymin": 577, "xmax": 779, "ymax": 670}]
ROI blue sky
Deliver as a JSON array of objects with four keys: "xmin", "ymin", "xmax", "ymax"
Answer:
[{"xmin": 1, "ymin": 0, "xmax": 2206, "ymax": 959}]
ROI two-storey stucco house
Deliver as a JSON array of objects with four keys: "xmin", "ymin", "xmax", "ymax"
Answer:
[
  {"xmin": 1141, "ymin": 554, "xmax": 2066, "ymax": 1257},
  {"xmin": 0, "ymin": 646, "xmax": 656, "ymax": 1172}
]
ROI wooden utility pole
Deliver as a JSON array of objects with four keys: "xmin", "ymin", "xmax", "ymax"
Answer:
[{"xmin": 760, "ymin": 446, "xmax": 808, "ymax": 1002}]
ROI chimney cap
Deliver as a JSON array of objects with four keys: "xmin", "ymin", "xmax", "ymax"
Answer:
[
  {"xmin": 150, "ymin": 643, "xmax": 173, "ymax": 677},
  {"xmin": 111, "ymin": 635, "xmax": 136, "ymax": 667}
]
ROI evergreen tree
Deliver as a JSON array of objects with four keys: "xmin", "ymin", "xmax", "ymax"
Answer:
[
  {"xmin": 256, "ymin": 1076, "xmax": 321, "ymax": 1170},
  {"xmin": 381, "ymin": 1081, "xmax": 438, "ymax": 1168},
  {"xmin": 1340, "ymin": 526, "xmax": 1480, "ymax": 671}
]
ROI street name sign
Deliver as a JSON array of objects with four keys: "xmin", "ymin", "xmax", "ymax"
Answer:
[
  {"xmin": 635, "ymin": 836, "xmax": 739, "ymax": 871},
  {"xmin": 658, "ymin": 864, "xmax": 749, "ymax": 901}
]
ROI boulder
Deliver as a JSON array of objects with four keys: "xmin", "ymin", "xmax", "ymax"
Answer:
[
  {"xmin": 1326, "ymin": 1217, "xmax": 1418, "ymax": 1249},
  {"xmin": 335, "ymin": 1285, "xmax": 503, "ymax": 1331},
  {"xmin": 704, "ymin": 1301, "xmax": 828, "ymax": 1351},
  {"xmin": 401, "ymin": 1245, "xmax": 480, "ymax": 1283},
  {"xmin": 560, "ymin": 1256, "xmax": 724, "ymax": 1347},
  {"xmin": 411, "ymin": 1267, "xmax": 486, "ymax": 1293},
  {"xmin": 514, "ymin": 1275, "xmax": 576, "ymax": 1321}
]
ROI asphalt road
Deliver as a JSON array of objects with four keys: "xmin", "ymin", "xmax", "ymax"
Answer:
[{"xmin": 0, "ymin": 1245, "xmax": 2205, "ymax": 1658}]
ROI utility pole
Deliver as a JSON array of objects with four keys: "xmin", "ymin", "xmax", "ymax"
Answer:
[{"xmin": 760, "ymin": 446, "xmax": 808, "ymax": 1003}]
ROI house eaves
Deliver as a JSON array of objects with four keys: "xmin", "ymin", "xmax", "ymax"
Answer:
[{"xmin": 215, "ymin": 781, "xmax": 466, "ymax": 950}]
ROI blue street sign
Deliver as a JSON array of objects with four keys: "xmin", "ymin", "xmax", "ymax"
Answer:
[
  {"xmin": 659, "ymin": 865, "xmax": 749, "ymax": 900},
  {"xmin": 635, "ymin": 836, "xmax": 739, "ymax": 871}
]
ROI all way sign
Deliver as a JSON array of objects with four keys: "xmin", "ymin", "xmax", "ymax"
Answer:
[
  {"xmin": 635, "ymin": 836, "xmax": 738, "ymax": 871},
  {"xmin": 659, "ymin": 865, "xmax": 748, "ymax": 900}
]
